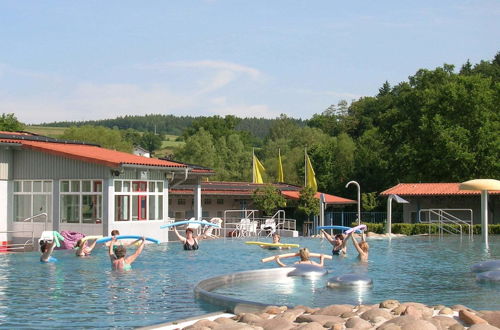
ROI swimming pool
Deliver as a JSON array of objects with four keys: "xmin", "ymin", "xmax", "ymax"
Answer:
[{"xmin": 0, "ymin": 235, "xmax": 498, "ymax": 328}]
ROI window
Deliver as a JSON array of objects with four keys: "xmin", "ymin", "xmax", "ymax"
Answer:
[
  {"xmin": 204, "ymin": 199, "xmax": 212, "ymax": 205},
  {"xmin": 217, "ymin": 199, "xmax": 224, "ymax": 205},
  {"xmin": 60, "ymin": 180, "xmax": 102, "ymax": 224},
  {"xmin": 14, "ymin": 180, "xmax": 52, "ymax": 223},
  {"xmin": 114, "ymin": 180, "xmax": 164, "ymax": 221},
  {"xmin": 178, "ymin": 199, "xmax": 186, "ymax": 205}
]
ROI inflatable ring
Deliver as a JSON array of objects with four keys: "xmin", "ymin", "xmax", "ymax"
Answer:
[
  {"xmin": 471, "ymin": 260, "xmax": 500, "ymax": 273},
  {"xmin": 327, "ymin": 273, "xmax": 373, "ymax": 288},
  {"xmin": 287, "ymin": 264, "xmax": 327, "ymax": 277},
  {"xmin": 476, "ymin": 270, "xmax": 500, "ymax": 282}
]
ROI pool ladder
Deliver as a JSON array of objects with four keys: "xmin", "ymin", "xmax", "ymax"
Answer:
[{"xmin": 418, "ymin": 209, "xmax": 473, "ymax": 239}]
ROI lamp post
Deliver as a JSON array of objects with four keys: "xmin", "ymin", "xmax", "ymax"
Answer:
[{"xmin": 346, "ymin": 181, "xmax": 361, "ymax": 225}]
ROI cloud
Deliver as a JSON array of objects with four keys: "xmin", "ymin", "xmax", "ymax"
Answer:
[
  {"xmin": 149, "ymin": 60, "xmax": 263, "ymax": 80},
  {"xmin": 0, "ymin": 62, "xmax": 277, "ymax": 124}
]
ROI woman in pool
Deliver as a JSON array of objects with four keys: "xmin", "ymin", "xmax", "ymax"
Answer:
[
  {"xmin": 321, "ymin": 229, "xmax": 348, "ymax": 255},
  {"xmin": 109, "ymin": 236, "xmax": 145, "ymax": 271},
  {"xmin": 274, "ymin": 248, "xmax": 325, "ymax": 267},
  {"xmin": 349, "ymin": 231, "xmax": 369, "ymax": 262},
  {"xmin": 40, "ymin": 239, "xmax": 57, "ymax": 263},
  {"xmin": 174, "ymin": 227, "xmax": 202, "ymax": 250},
  {"xmin": 75, "ymin": 238, "xmax": 98, "ymax": 257}
]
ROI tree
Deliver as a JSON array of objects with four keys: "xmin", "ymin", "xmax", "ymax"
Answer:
[
  {"xmin": 174, "ymin": 128, "xmax": 217, "ymax": 168},
  {"xmin": 0, "ymin": 113, "xmax": 24, "ymax": 131},
  {"xmin": 140, "ymin": 132, "xmax": 163, "ymax": 155},
  {"xmin": 297, "ymin": 186, "xmax": 319, "ymax": 218},
  {"xmin": 361, "ymin": 192, "xmax": 379, "ymax": 211},
  {"xmin": 59, "ymin": 125, "xmax": 132, "ymax": 152},
  {"xmin": 252, "ymin": 184, "xmax": 287, "ymax": 216}
]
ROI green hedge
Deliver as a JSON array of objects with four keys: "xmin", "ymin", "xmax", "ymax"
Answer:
[{"xmin": 352, "ymin": 223, "xmax": 500, "ymax": 235}]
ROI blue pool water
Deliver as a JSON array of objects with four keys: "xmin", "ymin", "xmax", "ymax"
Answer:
[{"xmin": 0, "ymin": 235, "xmax": 498, "ymax": 328}]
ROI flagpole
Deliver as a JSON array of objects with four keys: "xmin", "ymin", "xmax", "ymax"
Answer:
[
  {"xmin": 304, "ymin": 147, "xmax": 307, "ymax": 187},
  {"xmin": 252, "ymin": 148, "xmax": 255, "ymax": 183}
]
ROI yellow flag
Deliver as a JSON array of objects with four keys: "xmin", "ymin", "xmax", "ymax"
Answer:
[
  {"xmin": 305, "ymin": 153, "xmax": 317, "ymax": 192},
  {"xmin": 277, "ymin": 149, "xmax": 284, "ymax": 182},
  {"xmin": 253, "ymin": 154, "xmax": 266, "ymax": 184}
]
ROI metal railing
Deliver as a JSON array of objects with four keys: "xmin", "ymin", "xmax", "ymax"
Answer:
[
  {"xmin": 0, "ymin": 230, "xmax": 35, "ymax": 252},
  {"xmin": 221, "ymin": 209, "xmax": 296, "ymax": 238},
  {"xmin": 22, "ymin": 212, "xmax": 49, "ymax": 230},
  {"xmin": 418, "ymin": 209, "xmax": 473, "ymax": 239}
]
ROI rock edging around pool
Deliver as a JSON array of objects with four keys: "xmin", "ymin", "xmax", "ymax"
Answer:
[{"xmin": 181, "ymin": 300, "xmax": 500, "ymax": 330}]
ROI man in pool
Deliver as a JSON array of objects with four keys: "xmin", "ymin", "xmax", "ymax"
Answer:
[
  {"xmin": 109, "ymin": 236, "xmax": 145, "ymax": 271},
  {"xmin": 321, "ymin": 229, "xmax": 348, "ymax": 255}
]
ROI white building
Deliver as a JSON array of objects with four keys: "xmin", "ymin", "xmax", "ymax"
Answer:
[{"xmin": 0, "ymin": 131, "xmax": 213, "ymax": 246}]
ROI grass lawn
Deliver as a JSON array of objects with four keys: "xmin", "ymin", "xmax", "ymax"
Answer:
[{"xmin": 26, "ymin": 126, "xmax": 66, "ymax": 137}]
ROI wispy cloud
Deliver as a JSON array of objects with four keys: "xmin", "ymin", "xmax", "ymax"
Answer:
[
  {"xmin": 0, "ymin": 62, "xmax": 277, "ymax": 124},
  {"xmin": 149, "ymin": 60, "xmax": 263, "ymax": 80}
]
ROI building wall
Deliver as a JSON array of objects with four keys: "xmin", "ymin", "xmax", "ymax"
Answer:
[
  {"xmin": 168, "ymin": 194, "xmax": 257, "ymax": 220},
  {"xmin": 3, "ymin": 147, "xmax": 175, "ymax": 243},
  {"xmin": 402, "ymin": 195, "xmax": 500, "ymax": 225}
]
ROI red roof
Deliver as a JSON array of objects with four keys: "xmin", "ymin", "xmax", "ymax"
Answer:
[
  {"xmin": 380, "ymin": 183, "xmax": 500, "ymax": 196},
  {"xmin": 0, "ymin": 138, "xmax": 189, "ymax": 169},
  {"xmin": 281, "ymin": 191, "xmax": 356, "ymax": 204},
  {"xmin": 170, "ymin": 181, "xmax": 356, "ymax": 204}
]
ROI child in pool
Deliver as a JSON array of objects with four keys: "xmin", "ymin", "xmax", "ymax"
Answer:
[
  {"xmin": 75, "ymin": 238, "xmax": 98, "ymax": 257},
  {"xmin": 321, "ymin": 229, "xmax": 348, "ymax": 255},
  {"xmin": 109, "ymin": 236, "xmax": 145, "ymax": 271}
]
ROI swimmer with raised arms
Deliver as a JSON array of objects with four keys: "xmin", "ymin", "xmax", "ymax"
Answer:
[{"xmin": 109, "ymin": 236, "xmax": 145, "ymax": 271}]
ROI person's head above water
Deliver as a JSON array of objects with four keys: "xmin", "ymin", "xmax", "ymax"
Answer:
[
  {"xmin": 185, "ymin": 228, "xmax": 194, "ymax": 237},
  {"xmin": 334, "ymin": 234, "xmax": 344, "ymax": 242},
  {"xmin": 39, "ymin": 240, "xmax": 51, "ymax": 253},
  {"xmin": 359, "ymin": 241, "xmax": 369, "ymax": 253},
  {"xmin": 111, "ymin": 230, "xmax": 120, "ymax": 236},
  {"xmin": 298, "ymin": 248, "xmax": 310, "ymax": 261},
  {"xmin": 114, "ymin": 246, "xmax": 126, "ymax": 258},
  {"xmin": 272, "ymin": 233, "xmax": 281, "ymax": 243}
]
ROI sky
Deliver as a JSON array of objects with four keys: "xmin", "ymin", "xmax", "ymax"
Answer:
[{"xmin": 0, "ymin": 1, "xmax": 498, "ymax": 124}]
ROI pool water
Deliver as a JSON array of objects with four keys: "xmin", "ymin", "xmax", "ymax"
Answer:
[{"xmin": 0, "ymin": 235, "xmax": 498, "ymax": 328}]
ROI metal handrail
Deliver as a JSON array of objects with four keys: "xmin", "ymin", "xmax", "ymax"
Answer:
[
  {"xmin": 22, "ymin": 212, "xmax": 49, "ymax": 231},
  {"xmin": 419, "ymin": 209, "xmax": 473, "ymax": 239},
  {"xmin": 0, "ymin": 230, "xmax": 35, "ymax": 252}
]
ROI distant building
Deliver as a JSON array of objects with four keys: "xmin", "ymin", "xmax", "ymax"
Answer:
[
  {"xmin": 133, "ymin": 145, "xmax": 150, "ymax": 158},
  {"xmin": 380, "ymin": 183, "xmax": 500, "ymax": 224}
]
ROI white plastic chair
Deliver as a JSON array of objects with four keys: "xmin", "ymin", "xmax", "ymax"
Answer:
[
  {"xmin": 203, "ymin": 217, "xmax": 222, "ymax": 238},
  {"xmin": 235, "ymin": 218, "xmax": 251, "ymax": 238},
  {"xmin": 259, "ymin": 218, "xmax": 276, "ymax": 237}
]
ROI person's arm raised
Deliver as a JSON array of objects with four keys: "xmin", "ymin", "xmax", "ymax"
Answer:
[
  {"xmin": 350, "ymin": 233, "xmax": 363, "ymax": 255},
  {"xmin": 174, "ymin": 227, "xmax": 186, "ymax": 243},
  {"xmin": 109, "ymin": 237, "xmax": 116, "ymax": 260},
  {"xmin": 321, "ymin": 229, "xmax": 335, "ymax": 245},
  {"xmin": 125, "ymin": 238, "xmax": 145, "ymax": 265}
]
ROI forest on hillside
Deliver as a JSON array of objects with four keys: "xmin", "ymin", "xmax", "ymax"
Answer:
[
  {"xmin": 8, "ymin": 53, "xmax": 500, "ymax": 210},
  {"xmin": 39, "ymin": 114, "xmax": 305, "ymax": 140}
]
